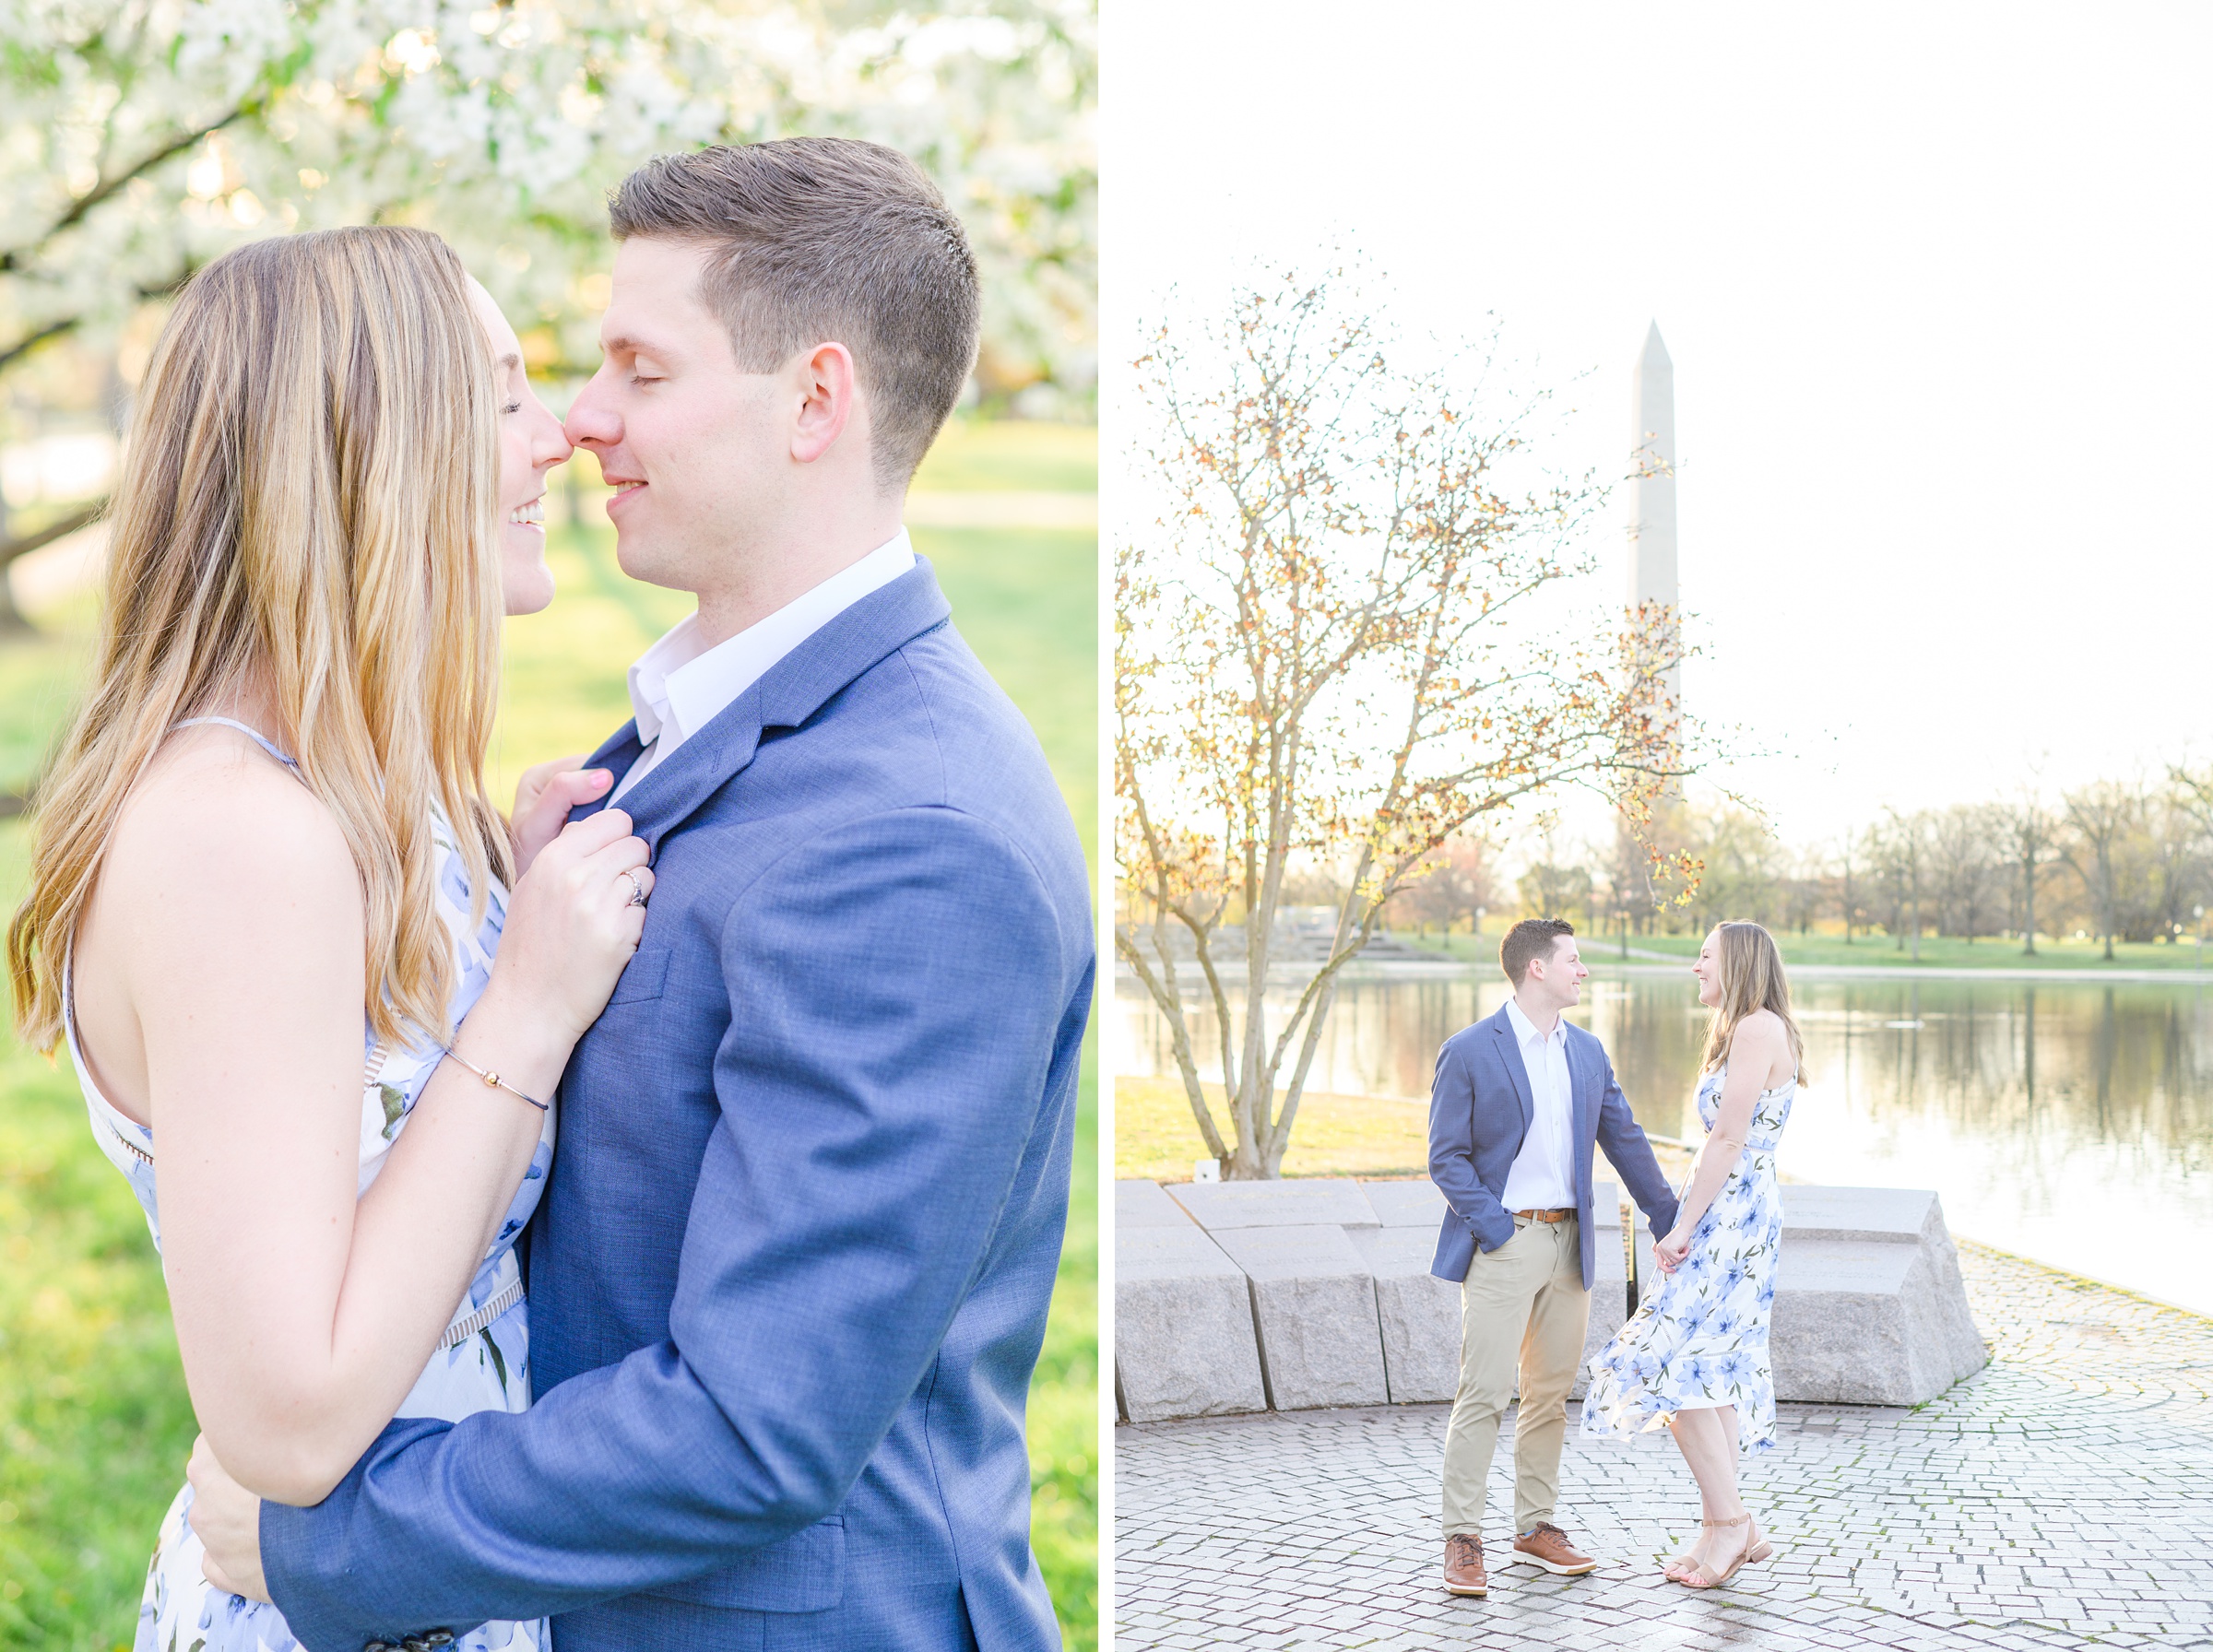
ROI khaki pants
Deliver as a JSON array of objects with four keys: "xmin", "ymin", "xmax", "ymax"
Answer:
[{"xmin": 1439, "ymin": 1212, "xmax": 1587, "ymax": 1537}]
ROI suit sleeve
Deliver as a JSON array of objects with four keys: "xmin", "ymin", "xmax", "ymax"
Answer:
[
  {"xmin": 1593, "ymin": 1051, "xmax": 1680, "ymax": 1236},
  {"xmin": 1426, "ymin": 1041, "xmax": 1517, "ymax": 1255},
  {"xmin": 261, "ymin": 807, "xmax": 1072, "ymax": 1648}
]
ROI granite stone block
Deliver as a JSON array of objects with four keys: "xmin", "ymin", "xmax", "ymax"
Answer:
[
  {"xmin": 1357, "ymin": 1179, "xmax": 1447, "ymax": 1229},
  {"xmin": 1116, "ymin": 1224, "xmax": 1268, "ymax": 1422},
  {"xmin": 1115, "ymin": 1177, "xmax": 1985, "ymax": 1421},
  {"xmin": 1168, "ymin": 1178, "xmax": 1381, "ymax": 1233},
  {"xmin": 1772, "ymin": 1238, "xmax": 1935, "ymax": 1404},
  {"xmin": 1779, "ymin": 1184, "xmax": 1939, "ymax": 1245},
  {"xmin": 1208, "ymin": 1223, "xmax": 1389, "ymax": 1410},
  {"xmin": 1345, "ymin": 1226, "xmax": 1460, "ymax": 1403},
  {"xmin": 1769, "ymin": 1185, "xmax": 1986, "ymax": 1403},
  {"xmin": 1578, "ymin": 1181, "xmax": 1627, "ymax": 1394},
  {"xmin": 1589, "ymin": 1178, "xmax": 1624, "ymax": 1232},
  {"xmin": 1345, "ymin": 1186, "xmax": 1630, "ymax": 1406},
  {"xmin": 1627, "ymin": 1194, "xmax": 1661, "ymax": 1316},
  {"xmin": 1772, "ymin": 1237, "xmax": 1988, "ymax": 1404},
  {"xmin": 1118, "ymin": 1177, "xmax": 1197, "ymax": 1229}
]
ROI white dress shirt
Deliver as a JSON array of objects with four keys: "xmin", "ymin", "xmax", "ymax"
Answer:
[
  {"xmin": 609, "ymin": 530, "xmax": 917, "ymax": 803},
  {"xmin": 1498, "ymin": 996, "xmax": 1577, "ymax": 1212}
]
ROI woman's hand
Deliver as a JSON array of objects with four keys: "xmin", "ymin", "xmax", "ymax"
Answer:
[
  {"xmin": 186, "ymin": 1434, "xmax": 270, "ymax": 1602},
  {"xmin": 484, "ymin": 807, "xmax": 653, "ymax": 1043},
  {"xmin": 1653, "ymin": 1227, "xmax": 1692, "ymax": 1274},
  {"xmin": 510, "ymin": 756, "xmax": 614, "ymax": 876}
]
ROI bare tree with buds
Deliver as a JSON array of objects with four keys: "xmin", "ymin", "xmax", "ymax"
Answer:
[{"xmin": 1115, "ymin": 267, "xmax": 1697, "ymax": 1179}]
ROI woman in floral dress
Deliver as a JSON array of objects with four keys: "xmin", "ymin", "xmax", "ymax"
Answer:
[
  {"xmin": 1581, "ymin": 921, "xmax": 1802, "ymax": 1589},
  {"xmin": 7, "ymin": 230, "xmax": 651, "ymax": 1650}
]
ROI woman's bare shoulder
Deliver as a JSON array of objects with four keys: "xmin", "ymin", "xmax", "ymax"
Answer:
[
  {"xmin": 1730, "ymin": 1007, "xmax": 1788, "ymax": 1050},
  {"xmin": 103, "ymin": 732, "xmax": 355, "ymax": 914}
]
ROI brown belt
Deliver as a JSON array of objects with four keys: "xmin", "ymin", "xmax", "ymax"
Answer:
[{"xmin": 1515, "ymin": 1208, "xmax": 1574, "ymax": 1222}]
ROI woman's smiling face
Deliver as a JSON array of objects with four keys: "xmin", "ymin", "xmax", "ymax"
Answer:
[
  {"xmin": 467, "ymin": 277, "xmax": 573, "ymax": 616},
  {"xmin": 1692, "ymin": 928, "xmax": 1722, "ymax": 1007}
]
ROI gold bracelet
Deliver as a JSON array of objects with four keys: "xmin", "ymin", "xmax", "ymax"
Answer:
[{"xmin": 437, "ymin": 1044, "xmax": 550, "ymax": 1113}]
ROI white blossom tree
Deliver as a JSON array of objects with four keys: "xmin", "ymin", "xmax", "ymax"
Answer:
[{"xmin": 0, "ymin": 0, "xmax": 1097, "ymax": 589}]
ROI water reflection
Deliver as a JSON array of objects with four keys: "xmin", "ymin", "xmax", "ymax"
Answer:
[{"xmin": 1114, "ymin": 966, "xmax": 2213, "ymax": 1314}]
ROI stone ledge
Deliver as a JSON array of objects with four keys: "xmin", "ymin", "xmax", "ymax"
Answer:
[
  {"xmin": 1359, "ymin": 1179, "xmax": 1446, "ymax": 1229},
  {"xmin": 1115, "ymin": 1223, "xmax": 1268, "ymax": 1422},
  {"xmin": 1117, "ymin": 1175, "xmax": 1989, "ymax": 1420},
  {"xmin": 1773, "ymin": 1237, "xmax": 1987, "ymax": 1404},
  {"xmin": 1344, "ymin": 1226, "xmax": 1459, "ymax": 1404},
  {"xmin": 1770, "ymin": 1185, "xmax": 1988, "ymax": 1404},
  {"xmin": 1580, "ymin": 1180, "xmax": 1627, "ymax": 1395},
  {"xmin": 1167, "ymin": 1177, "xmax": 1380, "ymax": 1231},
  {"xmin": 1117, "ymin": 1176, "xmax": 1198, "ymax": 1229},
  {"xmin": 1208, "ymin": 1223, "xmax": 1389, "ymax": 1410},
  {"xmin": 1779, "ymin": 1183, "xmax": 1938, "ymax": 1244}
]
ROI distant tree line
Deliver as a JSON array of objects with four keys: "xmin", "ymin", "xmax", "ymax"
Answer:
[{"xmin": 1375, "ymin": 768, "xmax": 2213, "ymax": 960}]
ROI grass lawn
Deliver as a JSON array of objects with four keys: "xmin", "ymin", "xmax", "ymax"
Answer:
[
  {"xmin": 1115, "ymin": 1076, "xmax": 1433, "ymax": 1184},
  {"xmin": 1114, "ymin": 1074, "xmax": 1697, "ymax": 1189},
  {"xmin": 0, "ymin": 417, "xmax": 1097, "ymax": 1651},
  {"xmin": 1612, "ymin": 929, "xmax": 2213, "ymax": 973},
  {"xmin": 1406, "ymin": 926, "xmax": 2213, "ymax": 974}
]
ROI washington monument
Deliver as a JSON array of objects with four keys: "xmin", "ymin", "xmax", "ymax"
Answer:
[{"xmin": 1627, "ymin": 320, "xmax": 1681, "ymax": 723}]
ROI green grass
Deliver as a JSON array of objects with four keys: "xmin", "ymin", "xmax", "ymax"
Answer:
[
  {"xmin": 0, "ymin": 418, "xmax": 1099, "ymax": 1650},
  {"xmin": 0, "ymin": 634, "xmax": 88, "ymax": 799},
  {"xmin": 1528, "ymin": 928, "xmax": 2213, "ymax": 974},
  {"xmin": 1114, "ymin": 1075, "xmax": 1433, "ymax": 1184},
  {"xmin": 913, "ymin": 418, "xmax": 1098, "ymax": 494},
  {"xmin": 1114, "ymin": 1073, "xmax": 1699, "ymax": 1191},
  {"xmin": 1395, "ymin": 918, "xmax": 2213, "ymax": 974},
  {"xmin": 0, "ymin": 856, "xmax": 196, "ymax": 1646}
]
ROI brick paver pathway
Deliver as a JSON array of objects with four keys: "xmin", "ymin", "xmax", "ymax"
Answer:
[{"xmin": 1115, "ymin": 1244, "xmax": 2213, "ymax": 1649}]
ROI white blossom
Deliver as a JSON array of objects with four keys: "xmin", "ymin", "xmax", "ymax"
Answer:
[{"xmin": 2, "ymin": 0, "xmax": 1095, "ymax": 410}]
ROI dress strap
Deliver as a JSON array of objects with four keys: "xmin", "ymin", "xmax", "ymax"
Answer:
[{"xmin": 171, "ymin": 716, "xmax": 300, "ymax": 771}]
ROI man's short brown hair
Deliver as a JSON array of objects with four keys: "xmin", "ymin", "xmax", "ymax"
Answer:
[
  {"xmin": 1500, "ymin": 917, "xmax": 1575, "ymax": 985},
  {"xmin": 608, "ymin": 137, "xmax": 980, "ymax": 490}
]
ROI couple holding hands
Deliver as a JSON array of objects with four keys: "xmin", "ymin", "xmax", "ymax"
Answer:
[
  {"xmin": 1426, "ymin": 916, "xmax": 1802, "ymax": 1597},
  {"xmin": 8, "ymin": 137, "xmax": 1089, "ymax": 1651}
]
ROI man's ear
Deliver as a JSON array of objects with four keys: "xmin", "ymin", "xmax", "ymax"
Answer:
[{"xmin": 790, "ymin": 341, "xmax": 858, "ymax": 466}]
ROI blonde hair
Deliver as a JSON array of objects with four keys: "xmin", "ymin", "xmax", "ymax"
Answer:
[
  {"xmin": 8, "ymin": 227, "xmax": 512, "ymax": 1054},
  {"xmin": 1698, "ymin": 921, "xmax": 1805, "ymax": 1079}
]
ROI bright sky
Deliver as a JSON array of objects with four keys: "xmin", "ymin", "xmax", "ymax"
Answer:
[{"xmin": 1103, "ymin": 3, "xmax": 2213, "ymax": 847}]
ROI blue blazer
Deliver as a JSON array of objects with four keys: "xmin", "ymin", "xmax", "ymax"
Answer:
[
  {"xmin": 262, "ymin": 560, "xmax": 1095, "ymax": 1652},
  {"xmin": 1427, "ymin": 1004, "xmax": 1679, "ymax": 1291}
]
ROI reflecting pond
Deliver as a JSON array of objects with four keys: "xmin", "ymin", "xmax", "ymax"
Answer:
[{"xmin": 1114, "ymin": 966, "xmax": 2213, "ymax": 1316}]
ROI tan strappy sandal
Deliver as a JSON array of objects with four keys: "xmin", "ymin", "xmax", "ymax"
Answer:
[
  {"xmin": 1671, "ymin": 1513, "xmax": 1773, "ymax": 1588},
  {"xmin": 1662, "ymin": 1517, "xmax": 1737, "ymax": 1580},
  {"xmin": 1661, "ymin": 1525, "xmax": 1725, "ymax": 1580}
]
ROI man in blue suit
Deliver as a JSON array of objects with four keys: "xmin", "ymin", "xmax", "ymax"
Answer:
[
  {"xmin": 1428, "ymin": 917, "xmax": 1677, "ymax": 1599},
  {"xmin": 194, "ymin": 140, "xmax": 1091, "ymax": 1650}
]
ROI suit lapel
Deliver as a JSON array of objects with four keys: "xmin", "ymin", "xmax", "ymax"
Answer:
[
  {"xmin": 567, "ymin": 559, "xmax": 954, "ymax": 857},
  {"xmin": 568, "ymin": 723, "xmax": 645, "ymax": 826},
  {"xmin": 1490, "ymin": 1007, "xmax": 1535, "ymax": 1135},
  {"xmin": 604, "ymin": 686, "xmax": 768, "ymax": 857}
]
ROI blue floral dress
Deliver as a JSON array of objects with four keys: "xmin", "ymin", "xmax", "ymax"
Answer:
[
  {"xmin": 1581, "ymin": 1064, "xmax": 1793, "ymax": 1457},
  {"xmin": 65, "ymin": 721, "xmax": 554, "ymax": 1652}
]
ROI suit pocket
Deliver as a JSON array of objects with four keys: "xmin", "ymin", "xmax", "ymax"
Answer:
[
  {"xmin": 645, "ymin": 1516, "xmax": 845, "ymax": 1612},
  {"xmin": 609, "ymin": 944, "xmax": 672, "ymax": 1006}
]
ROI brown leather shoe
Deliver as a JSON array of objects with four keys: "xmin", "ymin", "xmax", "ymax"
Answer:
[
  {"xmin": 1512, "ymin": 1521, "xmax": 1598, "ymax": 1575},
  {"xmin": 1442, "ymin": 1532, "xmax": 1488, "ymax": 1596}
]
